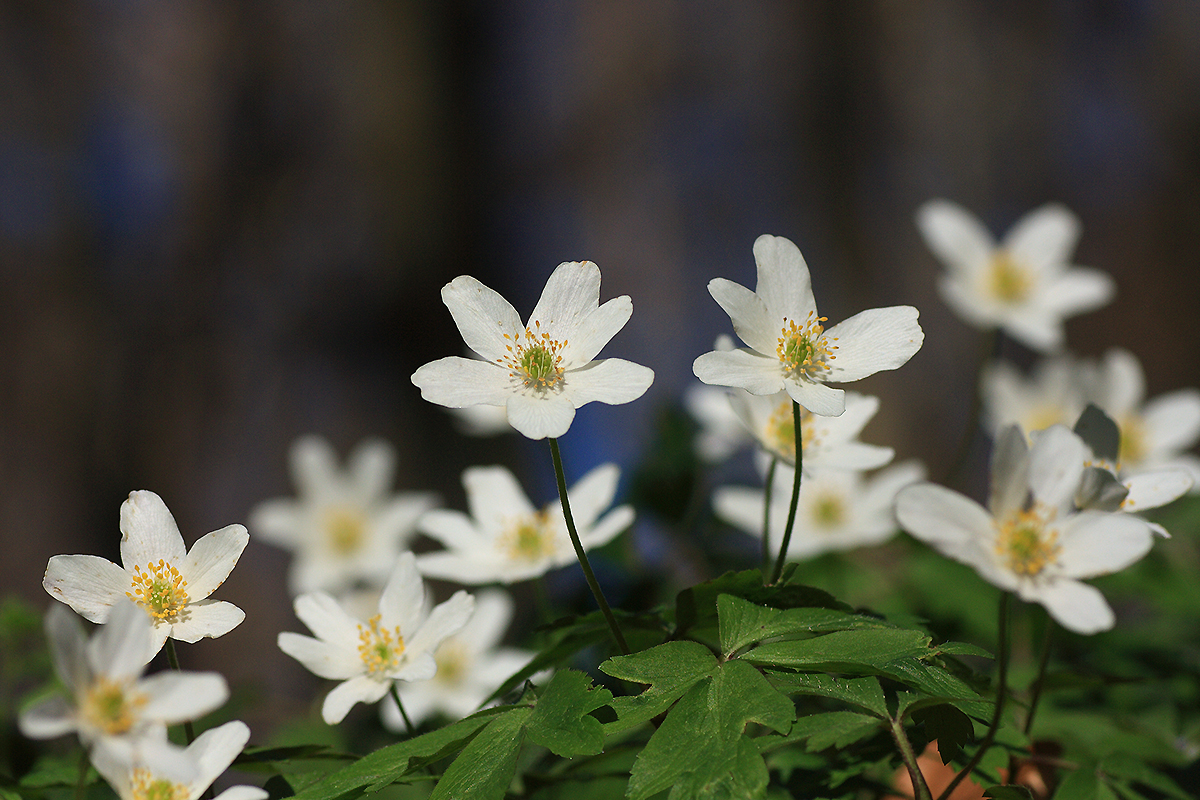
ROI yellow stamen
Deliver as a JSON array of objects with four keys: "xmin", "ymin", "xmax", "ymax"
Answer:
[
  {"xmin": 994, "ymin": 505, "xmax": 1060, "ymax": 577},
  {"xmin": 127, "ymin": 560, "xmax": 189, "ymax": 621},
  {"xmin": 776, "ymin": 312, "xmax": 836, "ymax": 379},
  {"xmin": 130, "ymin": 769, "xmax": 188, "ymax": 800},
  {"xmin": 498, "ymin": 510, "xmax": 558, "ymax": 562},
  {"xmin": 81, "ymin": 677, "xmax": 147, "ymax": 736},
  {"xmin": 764, "ymin": 399, "xmax": 819, "ymax": 460},
  {"xmin": 986, "ymin": 251, "xmax": 1032, "ymax": 304},
  {"xmin": 497, "ymin": 320, "xmax": 567, "ymax": 391},
  {"xmin": 1118, "ymin": 415, "xmax": 1147, "ymax": 469},
  {"xmin": 357, "ymin": 614, "xmax": 405, "ymax": 677}
]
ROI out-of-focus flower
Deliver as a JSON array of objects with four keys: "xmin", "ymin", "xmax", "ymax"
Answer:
[
  {"xmin": 416, "ymin": 464, "xmax": 633, "ymax": 585},
  {"xmin": 43, "ymin": 491, "xmax": 248, "ymax": 657},
  {"xmin": 916, "ymin": 200, "xmax": 1114, "ymax": 351},
  {"xmin": 981, "ymin": 356, "xmax": 1092, "ymax": 440},
  {"xmin": 715, "ymin": 461, "xmax": 924, "ymax": 561},
  {"xmin": 684, "ymin": 335, "xmax": 751, "ymax": 462},
  {"xmin": 250, "ymin": 436, "xmax": 438, "ymax": 596},
  {"xmin": 382, "ymin": 590, "xmax": 537, "ymax": 729},
  {"xmin": 896, "ymin": 426, "xmax": 1156, "ymax": 634},
  {"xmin": 411, "ymin": 261, "xmax": 655, "ymax": 440},
  {"xmin": 18, "ymin": 601, "xmax": 229, "ymax": 772},
  {"xmin": 693, "ymin": 234, "xmax": 923, "ymax": 417},
  {"xmin": 278, "ymin": 553, "xmax": 474, "ymax": 725},
  {"xmin": 91, "ymin": 720, "xmax": 266, "ymax": 800}
]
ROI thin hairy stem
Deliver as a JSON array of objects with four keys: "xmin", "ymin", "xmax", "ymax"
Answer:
[
  {"xmin": 390, "ymin": 683, "xmax": 416, "ymax": 733},
  {"xmin": 761, "ymin": 456, "xmax": 778, "ymax": 578},
  {"xmin": 1023, "ymin": 616, "xmax": 1055, "ymax": 737},
  {"xmin": 890, "ymin": 716, "xmax": 933, "ymax": 800},
  {"xmin": 769, "ymin": 401, "xmax": 803, "ymax": 585},
  {"xmin": 165, "ymin": 638, "xmax": 196, "ymax": 745},
  {"xmin": 549, "ymin": 438, "xmax": 630, "ymax": 655}
]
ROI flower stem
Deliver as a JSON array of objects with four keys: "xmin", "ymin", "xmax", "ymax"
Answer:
[
  {"xmin": 889, "ymin": 716, "xmax": 932, "ymax": 800},
  {"xmin": 761, "ymin": 456, "xmax": 778, "ymax": 578},
  {"xmin": 390, "ymin": 683, "xmax": 415, "ymax": 734},
  {"xmin": 74, "ymin": 746, "xmax": 89, "ymax": 800},
  {"xmin": 768, "ymin": 401, "xmax": 803, "ymax": 585},
  {"xmin": 1023, "ymin": 616, "xmax": 1055, "ymax": 737},
  {"xmin": 548, "ymin": 438, "xmax": 630, "ymax": 655},
  {"xmin": 938, "ymin": 592, "xmax": 1011, "ymax": 800},
  {"xmin": 164, "ymin": 638, "xmax": 197, "ymax": 745}
]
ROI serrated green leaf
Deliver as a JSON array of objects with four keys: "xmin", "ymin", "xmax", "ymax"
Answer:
[
  {"xmin": 671, "ymin": 735, "xmax": 768, "ymax": 800},
  {"xmin": 782, "ymin": 711, "xmax": 884, "ymax": 752},
  {"xmin": 599, "ymin": 640, "xmax": 717, "ymax": 732},
  {"xmin": 744, "ymin": 628, "xmax": 930, "ymax": 672},
  {"xmin": 674, "ymin": 567, "xmax": 846, "ymax": 639},
  {"xmin": 524, "ymin": 669, "xmax": 613, "ymax": 757},
  {"xmin": 718, "ymin": 595, "xmax": 892, "ymax": 657},
  {"xmin": 766, "ymin": 672, "xmax": 888, "ymax": 717},
  {"xmin": 886, "ymin": 658, "xmax": 985, "ymax": 711},
  {"xmin": 912, "ymin": 704, "xmax": 975, "ymax": 763},
  {"xmin": 983, "ymin": 786, "xmax": 1034, "ymax": 799},
  {"xmin": 430, "ymin": 707, "xmax": 531, "ymax": 800}
]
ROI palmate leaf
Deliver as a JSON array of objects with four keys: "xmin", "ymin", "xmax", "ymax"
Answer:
[
  {"xmin": 742, "ymin": 628, "xmax": 932, "ymax": 672},
  {"xmin": 599, "ymin": 640, "xmax": 718, "ymax": 733},
  {"xmin": 761, "ymin": 710, "xmax": 884, "ymax": 753},
  {"xmin": 525, "ymin": 670, "xmax": 613, "ymax": 757},
  {"xmin": 429, "ymin": 707, "xmax": 532, "ymax": 800},
  {"xmin": 766, "ymin": 672, "xmax": 888, "ymax": 718},
  {"xmin": 911, "ymin": 704, "xmax": 975, "ymax": 763},
  {"xmin": 674, "ymin": 565, "xmax": 846, "ymax": 639},
  {"xmin": 717, "ymin": 594, "xmax": 895, "ymax": 657}
]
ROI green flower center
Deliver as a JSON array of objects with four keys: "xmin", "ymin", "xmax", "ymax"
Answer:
[
  {"xmin": 131, "ymin": 771, "xmax": 188, "ymax": 800},
  {"xmin": 995, "ymin": 506, "xmax": 1060, "ymax": 577},
  {"xmin": 776, "ymin": 312, "xmax": 836, "ymax": 378},
  {"xmin": 127, "ymin": 560, "xmax": 189, "ymax": 622},
  {"xmin": 499, "ymin": 511, "xmax": 558, "ymax": 562},
  {"xmin": 811, "ymin": 493, "xmax": 845, "ymax": 529},
  {"xmin": 1118, "ymin": 415, "xmax": 1147, "ymax": 469},
  {"xmin": 82, "ymin": 677, "xmax": 146, "ymax": 736},
  {"xmin": 434, "ymin": 641, "xmax": 468, "ymax": 686},
  {"xmin": 357, "ymin": 614, "xmax": 405, "ymax": 678},
  {"xmin": 324, "ymin": 506, "xmax": 367, "ymax": 556},
  {"xmin": 987, "ymin": 252, "xmax": 1032, "ymax": 304},
  {"xmin": 764, "ymin": 400, "xmax": 817, "ymax": 461},
  {"xmin": 499, "ymin": 321, "xmax": 566, "ymax": 390}
]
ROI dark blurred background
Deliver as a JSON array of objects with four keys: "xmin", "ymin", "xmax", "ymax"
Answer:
[{"xmin": 3, "ymin": 1, "xmax": 1199, "ymax": 738}]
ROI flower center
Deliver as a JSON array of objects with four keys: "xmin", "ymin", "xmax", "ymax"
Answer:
[
  {"xmin": 498, "ymin": 511, "xmax": 558, "ymax": 562},
  {"xmin": 127, "ymin": 560, "xmax": 189, "ymax": 622},
  {"xmin": 1118, "ymin": 414, "xmax": 1147, "ymax": 469},
  {"xmin": 130, "ymin": 770, "xmax": 188, "ymax": 800},
  {"xmin": 994, "ymin": 506, "xmax": 1060, "ymax": 577},
  {"xmin": 764, "ymin": 400, "xmax": 817, "ymax": 461},
  {"xmin": 499, "ymin": 321, "xmax": 566, "ymax": 391},
  {"xmin": 776, "ymin": 312, "xmax": 836, "ymax": 379},
  {"xmin": 810, "ymin": 492, "xmax": 845, "ymax": 530},
  {"xmin": 433, "ymin": 641, "xmax": 468, "ymax": 687},
  {"xmin": 986, "ymin": 252, "xmax": 1033, "ymax": 304},
  {"xmin": 357, "ymin": 614, "xmax": 405, "ymax": 678},
  {"xmin": 324, "ymin": 506, "xmax": 367, "ymax": 556},
  {"xmin": 82, "ymin": 677, "xmax": 146, "ymax": 736}
]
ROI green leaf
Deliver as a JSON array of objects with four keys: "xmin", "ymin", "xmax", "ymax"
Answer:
[
  {"xmin": 766, "ymin": 672, "xmax": 888, "ymax": 717},
  {"xmin": 674, "ymin": 567, "xmax": 846, "ymax": 639},
  {"xmin": 775, "ymin": 711, "xmax": 884, "ymax": 752},
  {"xmin": 983, "ymin": 786, "xmax": 1034, "ymax": 799},
  {"xmin": 935, "ymin": 641, "xmax": 995, "ymax": 659},
  {"xmin": 1054, "ymin": 767, "xmax": 1103, "ymax": 800},
  {"xmin": 671, "ymin": 736, "xmax": 769, "ymax": 800},
  {"xmin": 1099, "ymin": 755, "xmax": 1193, "ymax": 800},
  {"xmin": 718, "ymin": 595, "xmax": 893, "ymax": 657},
  {"xmin": 524, "ymin": 669, "xmax": 613, "ymax": 757},
  {"xmin": 744, "ymin": 628, "xmax": 931, "ymax": 672},
  {"xmin": 599, "ymin": 640, "xmax": 718, "ymax": 732},
  {"xmin": 430, "ymin": 707, "xmax": 532, "ymax": 800},
  {"xmin": 626, "ymin": 660, "xmax": 794, "ymax": 800},
  {"xmin": 911, "ymin": 704, "xmax": 975, "ymax": 763}
]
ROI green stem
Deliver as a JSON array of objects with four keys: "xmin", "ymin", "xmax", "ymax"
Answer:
[
  {"xmin": 74, "ymin": 746, "xmax": 89, "ymax": 800},
  {"xmin": 390, "ymin": 683, "xmax": 416, "ymax": 734},
  {"xmin": 769, "ymin": 401, "xmax": 803, "ymax": 585},
  {"xmin": 890, "ymin": 716, "xmax": 933, "ymax": 800},
  {"xmin": 548, "ymin": 438, "xmax": 630, "ymax": 655},
  {"xmin": 1023, "ymin": 616, "xmax": 1055, "ymax": 737},
  {"xmin": 164, "ymin": 638, "xmax": 196, "ymax": 745},
  {"xmin": 761, "ymin": 457, "xmax": 778, "ymax": 578},
  {"xmin": 938, "ymin": 592, "xmax": 1011, "ymax": 800}
]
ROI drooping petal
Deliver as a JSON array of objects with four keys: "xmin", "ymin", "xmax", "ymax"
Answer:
[
  {"xmin": 563, "ymin": 296, "xmax": 633, "ymax": 366},
  {"xmin": 461, "ymin": 590, "xmax": 515, "ymax": 653},
  {"xmin": 181, "ymin": 525, "xmax": 248, "ymax": 600},
  {"xmin": 17, "ymin": 695, "xmax": 76, "ymax": 740},
  {"xmin": 818, "ymin": 392, "xmax": 880, "ymax": 445},
  {"xmin": 1096, "ymin": 349, "xmax": 1145, "ymax": 417},
  {"xmin": 822, "ymin": 306, "xmax": 924, "ymax": 383},
  {"xmin": 782, "ymin": 378, "xmax": 845, "ymax": 417},
  {"xmin": 411, "ymin": 357, "xmax": 515, "ymax": 408},
  {"xmin": 139, "ymin": 671, "xmax": 229, "ymax": 725},
  {"xmin": 527, "ymin": 261, "xmax": 602, "ymax": 340},
  {"xmin": 1122, "ymin": 470, "xmax": 1193, "ymax": 513},
  {"xmin": 505, "ymin": 393, "xmax": 576, "ymax": 440},
  {"xmin": 752, "ymin": 234, "xmax": 817, "ymax": 324},
  {"xmin": 1003, "ymin": 204, "xmax": 1080, "ymax": 275},
  {"xmin": 322, "ymin": 675, "xmax": 390, "ymax": 724},
  {"xmin": 815, "ymin": 443, "xmax": 895, "ymax": 473},
  {"xmin": 167, "ymin": 600, "xmax": 245, "ymax": 643},
  {"xmin": 393, "ymin": 652, "xmax": 438, "ymax": 683},
  {"xmin": 563, "ymin": 358, "xmax": 655, "ymax": 407},
  {"xmin": 347, "ymin": 439, "xmax": 397, "ymax": 505},
  {"xmin": 895, "ymin": 483, "xmax": 994, "ymax": 547},
  {"xmin": 43, "ymin": 555, "xmax": 130, "ymax": 624},
  {"xmin": 277, "ymin": 632, "xmax": 361, "ymax": 681},
  {"xmin": 89, "ymin": 600, "xmax": 154, "ymax": 678},
  {"xmin": 693, "ymin": 348, "xmax": 783, "ymax": 396},
  {"xmin": 120, "ymin": 491, "xmax": 188, "ymax": 569},
  {"xmin": 406, "ymin": 591, "xmax": 474, "ymax": 662},
  {"xmin": 441, "ymin": 275, "xmax": 524, "ymax": 362},
  {"xmin": 1055, "ymin": 512, "xmax": 1154, "ymax": 579},
  {"xmin": 213, "ymin": 787, "xmax": 269, "ymax": 800},
  {"xmin": 1000, "ymin": 308, "xmax": 1064, "ymax": 353},
  {"xmin": 246, "ymin": 499, "xmax": 303, "ymax": 548},
  {"xmin": 578, "ymin": 505, "xmax": 634, "ymax": 551},
  {"xmin": 706, "ymin": 278, "xmax": 777, "ymax": 355},
  {"xmin": 379, "ymin": 553, "xmax": 426, "ymax": 637},
  {"xmin": 916, "ymin": 200, "xmax": 996, "ymax": 275},
  {"xmin": 1026, "ymin": 579, "xmax": 1114, "ymax": 635}
]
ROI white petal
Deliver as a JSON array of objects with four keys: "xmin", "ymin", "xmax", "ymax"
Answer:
[
  {"xmin": 1028, "ymin": 579, "xmax": 1114, "ymax": 635},
  {"xmin": 460, "ymin": 590, "xmax": 515, "ymax": 653},
  {"xmin": 1040, "ymin": 269, "xmax": 1115, "ymax": 316},
  {"xmin": 528, "ymin": 261, "xmax": 602, "ymax": 341},
  {"xmin": 43, "ymin": 555, "xmax": 129, "ymax": 624},
  {"xmin": 379, "ymin": 553, "xmax": 426, "ymax": 637},
  {"xmin": 45, "ymin": 604, "xmax": 90, "ymax": 691},
  {"xmin": 417, "ymin": 510, "xmax": 486, "ymax": 552},
  {"xmin": 278, "ymin": 632, "xmax": 361, "ymax": 680},
  {"xmin": 1122, "ymin": 470, "xmax": 1193, "ymax": 512},
  {"xmin": 895, "ymin": 483, "xmax": 994, "ymax": 547},
  {"xmin": 712, "ymin": 486, "xmax": 766, "ymax": 540},
  {"xmin": 89, "ymin": 600, "xmax": 154, "ymax": 677},
  {"xmin": 167, "ymin": 600, "xmax": 245, "ymax": 643},
  {"xmin": 822, "ymin": 306, "xmax": 923, "ymax": 383},
  {"xmin": 322, "ymin": 675, "xmax": 390, "ymax": 724},
  {"xmin": 188, "ymin": 720, "xmax": 252, "ymax": 797},
  {"xmin": 937, "ymin": 274, "xmax": 1002, "ymax": 330},
  {"xmin": 1001, "ymin": 310, "xmax": 1065, "ymax": 353},
  {"xmin": 782, "ymin": 378, "xmax": 845, "ymax": 417},
  {"xmin": 916, "ymin": 200, "xmax": 996, "ymax": 273},
  {"xmin": 182, "ymin": 525, "xmax": 248, "ymax": 600},
  {"xmin": 289, "ymin": 436, "xmax": 340, "ymax": 499},
  {"xmin": 348, "ymin": 439, "xmax": 397, "ymax": 504},
  {"xmin": 1096, "ymin": 349, "xmax": 1145, "ymax": 417},
  {"xmin": 442, "ymin": 275, "xmax": 524, "ymax": 362},
  {"xmin": 563, "ymin": 296, "xmax": 633, "ymax": 366},
  {"xmin": 1003, "ymin": 204, "xmax": 1080, "ymax": 274},
  {"xmin": 505, "ymin": 393, "xmax": 576, "ymax": 440},
  {"xmin": 246, "ymin": 499, "xmax": 303, "ymax": 548},
  {"xmin": 17, "ymin": 695, "xmax": 76, "ymax": 739},
  {"xmin": 706, "ymin": 278, "xmax": 777, "ymax": 355},
  {"xmin": 1055, "ymin": 512, "xmax": 1154, "ymax": 579},
  {"xmin": 407, "ymin": 591, "xmax": 475, "ymax": 660},
  {"xmin": 1027, "ymin": 426, "xmax": 1088, "ymax": 509},
  {"xmin": 752, "ymin": 234, "xmax": 817, "ymax": 324},
  {"xmin": 562, "ymin": 359, "xmax": 655, "ymax": 407},
  {"xmin": 462, "ymin": 466, "xmax": 536, "ymax": 531},
  {"xmin": 566, "ymin": 464, "xmax": 621, "ymax": 530},
  {"xmin": 374, "ymin": 493, "xmax": 440, "ymax": 550},
  {"xmin": 988, "ymin": 425, "xmax": 1030, "ymax": 517},
  {"xmin": 293, "ymin": 593, "xmax": 362, "ymax": 650},
  {"xmin": 411, "ymin": 357, "xmax": 515, "ymax": 408},
  {"xmin": 139, "ymin": 671, "xmax": 229, "ymax": 725},
  {"xmin": 578, "ymin": 505, "xmax": 634, "ymax": 551},
  {"xmin": 413, "ymin": 553, "xmax": 508, "ymax": 585},
  {"xmin": 120, "ymin": 491, "xmax": 187, "ymax": 569},
  {"xmin": 813, "ymin": 443, "xmax": 894, "ymax": 472},
  {"xmin": 212, "ymin": 788, "xmax": 269, "ymax": 800},
  {"xmin": 393, "ymin": 652, "xmax": 438, "ymax": 683},
  {"xmin": 693, "ymin": 348, "xmax": 783, "ymax": 395},
  {"xmin": 1142, "ymin": 389, "xmax": 1200, "ymax": 456},
  {"xmin": 817, "ymin": 392, "xmax": 880, "ymax": 445}
]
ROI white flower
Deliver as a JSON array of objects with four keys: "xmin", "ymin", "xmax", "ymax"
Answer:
[
  {"xmin": 18, "ymin": 600, "xmax": 229, "ymax": 771},
  {"xmin": 916, "ymin": 200, "xmax": 1115, "ymax": 351},
  {"xmin": 895, "ymin": 425, "xmax": 1157, "ymax": 634},
  {"xmin": 715, "ymin": 461, "xmax": 924, "ymax": 561},
  {"xmin": 981, "ymin": 356, "xmax": 1091, "ymax": 440},
  {"xmin": 692, "ymin": 234, "xmax": 924, "ymax": 417},
  {"xmin": 416, "ymin": 463, "xmax": 633, "ymax": 585},
  {"xmin": 250, "ymin": 436, "xmax": 439, "ymax": 596},
  {"xmin": 91, "ymin": 720, "xmax": 266, "ymax": 800},
  {"xmin": 277, "ymin": 553, "xmax": 474, "ymax": 725},
  {"xmin": 381, "ymin": 590, "xmax": 537, "ymax": 729},
  {"xmin": 683, "ymin": 385, "xmax": 751, "ymax": 463},
  {"xmin": 448, "ymin": 404, "xmax": 514, "ymax": 437},
  {"xmin": 410, "ymin": 261, "xmax": 655, "ymax": 440},
  {"xmin": 733, "ymin": 390, "xmax": 895, "ymax": 473},
  {"xmin": 43, "ymin": 491, "xmax": 248, "ymax": 657}
]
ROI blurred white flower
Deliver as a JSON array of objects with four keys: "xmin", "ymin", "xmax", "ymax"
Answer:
[
  {"xmin": 981, "ymin": 356, "xmax": 1091, "ymax": 440},
  {"xmin": 693, "ymin": 234, "xmax": 923, "ymax": 417},
  {"xmin": 382, "ymin": 590, "xmax": 537, "ymax": 729},
  {"xmin": 91, "ymin": 720, "xmax": 266, "ymax": 800},
  {"xmin": 916, "ymin": 200, "xmax": 1114, "ymax": 351},
  {"xmin": 19, "ymin": 601, "xmax": 229, "ymax": 773},
  {"xmin": 411, "ymin": 261, "xmax": 655, "ymax": 440},
  {"xmin": 250, "ymin": 436, "xmax": 438, "ymax": 596},
  {"xmin": 278, "ymin": 553, "xmax": 473, "ymax": 725},
  {"xmin": 416, "ymin": 464, "xmax": 633, "ymax": 584},
  {"xmin": 715, "ymin": 461, "xmax": 923, "ymax": 561},
  {"xmin": 43, "ymin": 491, "xmax": 248, "ymax": 657},
  {"xmin": 448, "ymin": 403, "xmax": 514, "ymax": 437},
  {"xmin": 896, "ymin": 426, "xmax": 1156, "ymax": 634}
]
